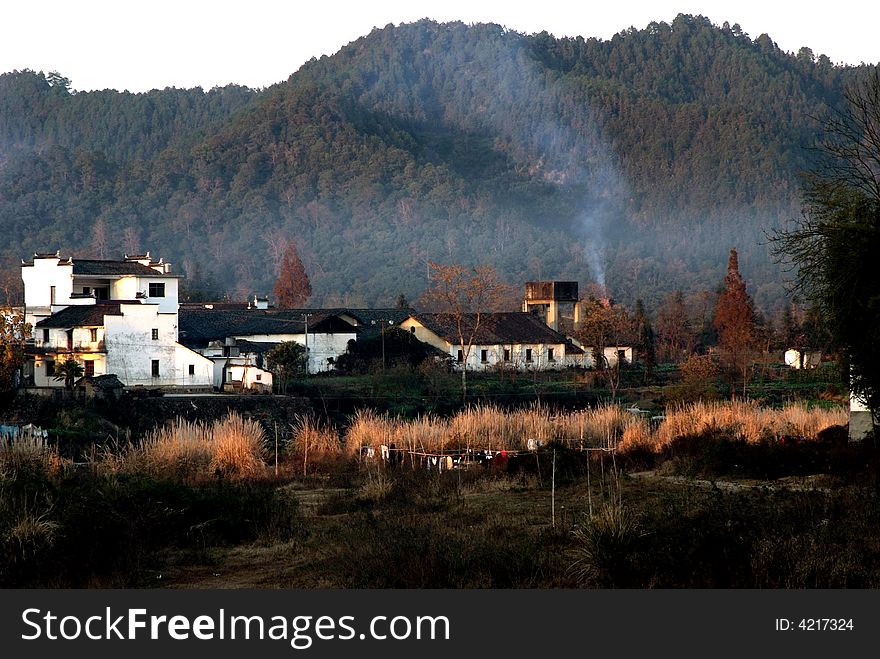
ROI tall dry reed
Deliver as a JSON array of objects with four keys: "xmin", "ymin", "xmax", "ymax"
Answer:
[{"xmin": 130, "ymin": 413, "xmax": 266, "ymax": 480}]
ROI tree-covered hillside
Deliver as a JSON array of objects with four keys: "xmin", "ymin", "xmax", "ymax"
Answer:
[{"xmin": 0, "ymin": 15, "xmax": 873, "ymax": 312}]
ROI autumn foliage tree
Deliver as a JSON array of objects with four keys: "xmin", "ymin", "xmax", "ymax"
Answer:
[
  {"xmin": 272, "ymin": 241, "xmax": 311, "ymax": 309},
  {"xmin": 0, "ymin": 308, "xmax": 30, "ymax": 394},
  {"xmin": 713, "ymin": 249, "xmax": 758, "ymax": 398}
]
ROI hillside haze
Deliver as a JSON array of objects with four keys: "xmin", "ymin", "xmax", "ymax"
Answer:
[{"xmin": 0, "ymin": 15, "xmax": 871, "ymax": 312}]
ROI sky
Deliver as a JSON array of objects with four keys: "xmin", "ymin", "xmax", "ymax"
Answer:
[{"xmin": 2, "ymin": 1, "xmax": 877, "ymax": 93}]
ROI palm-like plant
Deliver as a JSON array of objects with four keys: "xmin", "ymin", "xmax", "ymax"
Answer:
[{"xmin": 53, "ymin": 358, "xmax": 84, "ymax": 389}]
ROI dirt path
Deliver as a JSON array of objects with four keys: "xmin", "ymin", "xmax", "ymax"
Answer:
[{"xmin": 628, "ymin": 471, "xmax": 832, "ymax": 493}]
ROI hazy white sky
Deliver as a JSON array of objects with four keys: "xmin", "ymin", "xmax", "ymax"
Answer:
[{"xmin": 2, "ymin": 1, "xmax": 876, "ymax": 93}]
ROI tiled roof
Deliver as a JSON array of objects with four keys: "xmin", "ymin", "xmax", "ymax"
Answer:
[
  {"xmin": 178, "ymin": 308, "xmax": 356, "ymax": 347},
  {"xmin": 70, "ymin": 259, "xmax": 174, "ymax": 277},
  {"xmin": 340, "ymin": 308, "xmax": 414, "ymax": 339},
  {"xmin": 412, "ymin": 312, "xmax": 570, "ymax": 345},
  {"xmin": 34, "ymin": 303, "xmax": 123, "ymax": 328}
]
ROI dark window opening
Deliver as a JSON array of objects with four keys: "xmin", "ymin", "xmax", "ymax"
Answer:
[
  {"xmin": 90, "ymin": 328, "xmax": 98, "ymax": 343},
  {"xmin": 42, "ymin": 328, "xmax": 50, "ymax": 343},
  {"xmin": 480, "ymin": 349, "xmax": 488, "ymax": 363},
  {"xmin": 151, "ymin": 328, "xmax": 159, "ymax": 340},
  {"xmin": 457, "ymin": 350, "xmax": 464, "ymax": 363},
  {"xmin": 151, "ymin": 360, "xmax": 160, "ymax": 377},
  {"xmin": 188, "ymin": 364, "xmax": 195, "ymax": 376},
  {"xmin": 148, "ymin": 282, "xmax": 166, "ymax": 298},
  {"xmin": 45, "ymin": 361, "xmax": 55, "ymax": 377},
  {"xmin": 94, "ymin": 287, "xmax": 109, "ymax": 300},
  {"xmin": 84, "ymin": 360, "xmax": 95, "ymax": 377},
  {"xmin": 82, "ymin": 286, "xmax": 91, "ymax": 295},
  {"xmin": 410, "ymin": 326, "xmax": 416, "ymax": 333},
  {"xmin": 503, "ymin": 348, "xmax": 511, "ymax": 362},
  {"xmin": 548, "ymin": 348, "xmax": 555, "ymax": 362},
  {"xmin": 525, "ymin": 348, "xmax": 533, "ymax": 362},
  {"xmin": 618, "ymin": 349, "xmax": 626, "ymax": 364}
]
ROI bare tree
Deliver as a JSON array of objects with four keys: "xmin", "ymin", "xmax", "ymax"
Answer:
[{"xmin": 418, "ymin": 263, "xmax": 511, "ymax": 400}]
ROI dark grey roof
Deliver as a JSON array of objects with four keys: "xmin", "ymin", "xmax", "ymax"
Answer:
[
  {"xmin": 412, "ymin": 312, "xmax": 570, "ymax": 345},
  {"xmin": 35, "ymin": 303, "xmax": 123, "ymax": 328},
  {"xmin": 70, "ymin": 259, "xmax": 175, "ymax": 277},
  {"xmin": 340, "ymin": 308, "xmax": 414, "ymax": 339},
  {"xmin": 235, "ymin": 340, "xmax": 282, "ymax": 354},
  {"xmin": 178, "ymin": 308, "xmax": 357, "ymax": 348}
]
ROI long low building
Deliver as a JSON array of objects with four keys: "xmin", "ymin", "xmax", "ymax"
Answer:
[{"xmin": 400, "ymin": 312, "xmax": 584, "ymax": 370}]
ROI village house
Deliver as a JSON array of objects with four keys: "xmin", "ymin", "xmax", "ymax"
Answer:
[
  {"xmin": 400, "ymin": 312, "xmax": 583, "ymax": 370},
  {"xmin": 178, "ymin": 303, "xmax": 362, "ymax": 387},
  {"xmin": 21, "ymin": 251, "xmax": 213, "ymax": 390}
]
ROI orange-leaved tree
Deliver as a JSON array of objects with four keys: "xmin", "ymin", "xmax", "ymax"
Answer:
[
  {"xmin": 273, "ymin": 241, "xmax": 312, "ymax": 309},
  {"xmin": 713, "ymin": 249, "xmax": 757, "ymax": 398}
]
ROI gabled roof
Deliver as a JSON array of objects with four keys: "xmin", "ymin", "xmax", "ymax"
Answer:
[
  {"xmin": 34, "ymin": 303, "xmax": 123, "ymax": 328},
  {"xmin": 411, "ymin": 312, "xmax": 570, "ymax": 346},
  {"xmin": 178, "ymin": 308, "xmax": 357, "ymax": 348}
]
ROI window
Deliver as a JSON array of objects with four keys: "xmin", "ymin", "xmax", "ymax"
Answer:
[
  {"xmin": 82, "ymin": 287, "xmax": 91, "ymax": 295},
  {"xmin": 42, "ymin": 328, "xmax": 50, "ymax": 343},
  {"xmin": 480, "ymin": 349, "xmax": 488, "ymax": 363},
  {"xmin": 84, "ymin": 360, "xmax": 95, "ymax": 377},
  {"xmin": 410, "ymin": 326, "xmax": 416, "ymax": 333},
  {"xmin": 148, "ymin": 282, "xmax": 166, "ymax": 298},
  {"xmin": 151, "ymin": 328, "xmax": 159, "ymax": 341},
  {"xmin": 618, "ymin": 349, "xmax": 627, "ymax": 364},
  {"xmin": 548, "ymin": 348, "xmax": 555, "ymax": 362},
  {"xmin": 45, "ymin": 361, "xmax": 55, "ymax": 377},
  {"xmin": 457, "ymin": 349, "xmax": 464, "ymax": 363},
  {"xmin": 188, "ymin": 364, "xmax": 195, "ymax": 376},
  {"xmin": 503, "ymin": 348, "xmax": 511, "ymax": 362},
  {"xmin": 90, "ymin": 328, "xmax": 98, "ymax": 343},
  {"xmin": 151, "ymin": 360, "xmax": 160, "ymax": 377},
  {"xmin": 255, "ymin": 374, "xmax": 262, "ymax": 381},
  {"xmin": 525, "ymin": 348, "xmax": 533, "ymax": 362},
  {"xmin": 95, "ymin": 287, "xmax": 109, "ymax": 300},
  {"xmin": 50, "ymin": 285, "xmax": 56, "ymax": 304}
]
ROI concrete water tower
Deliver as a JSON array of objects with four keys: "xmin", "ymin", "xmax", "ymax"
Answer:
[{"xmin": 522, "ymin": 281, "xmax": 580, "ymax": 331}]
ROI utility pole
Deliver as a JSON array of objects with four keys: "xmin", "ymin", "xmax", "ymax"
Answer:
[
  {"xmin": 371, "ymin": 319, "xmax": 394, "ymax": 371},
  {"xmin": 302, "ymin": 312, "xmax": 313, "ymax": 375}
]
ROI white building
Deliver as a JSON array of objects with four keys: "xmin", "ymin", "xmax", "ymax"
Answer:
[
  {"xmin": 178, "ymin": 305, "xmax": 360, "ymax": 387},
  {"xmin": 22, "ymin": 252, "xmax": 212, "ymax": 390},
  {"xmin": 400, "ymin": 312, "xmax": 578, "ymax": 371}
]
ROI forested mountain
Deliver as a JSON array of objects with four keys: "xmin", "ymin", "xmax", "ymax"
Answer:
[{"xmin": 0, "ymin": 15, "xmax": 873, "ymax": 313}]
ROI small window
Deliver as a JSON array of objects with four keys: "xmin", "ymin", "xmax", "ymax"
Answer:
[
  {"xmin": 151, "ymin": 328, "xmax": 159, "ymax": 341},
  {"xmin": 84, "ymin": 360, "xmax": 95, "ymax": 377},
  {"xmin": 256, "ymin": 374, "xmax": 262, "ymax": 381},
  {"xmin": 90, "ymin": 328, "xmax": 98, "ymax": 343},
  {"xmin": 151, "ymin": 360, "xmax": 160, "ymax": 377},
  {"xmin": 618, "ymin": 349, "xmax": 626, "ymax": 364},
  {"xmin": 410, "ymin": 326, "xmax": 416, "ymax": 334},
  {"xmin": 480, "ymin": 349, "xmax": 488, "ymax": 363},
  {"xmin": 525, "ymin": 348, "xmax": 533, "ymax": 363},
  {"xmin": 503, "ymin": 348, "xmax": 511, "ymax": 362},
  {"xmin": 548, "ymin": 348, "xmax": 555, "ymax": 362},
  {"xmin": 188, "ymin": 364, "xmax": 195, "ymax": 376},
  {"xmin": 82, "ymin": 286, "xmax": 91, "ymax": 295},
  {"xmin": 50, "ymin": 285, "xmax": 56, "ymax": 304},
  {"xmin": 42, "ymin": 328, "xmax": 50, "ymax": 343},
  {"xmin": 457, "ymin": 349, "xmax": 464, "ymax": 363},
  {"xmin": 46, "ymin": 360, "xmax": 55, "ymax": 377},
  {"xmin": 148, "ymin": 282, "xmax": 166, "ymax": 298}
]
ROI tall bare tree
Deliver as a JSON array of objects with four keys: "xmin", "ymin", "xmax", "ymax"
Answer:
[{"xmin": 418, "ymin": 262, "xmax": 511, "ymax": 400}]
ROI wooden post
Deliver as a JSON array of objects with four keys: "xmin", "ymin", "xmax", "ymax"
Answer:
[
  {"xmin": 551, "ymin": 448, "xmax": 556, "ymax": 529},
  {"xmin": 274, "ymin": 422, "xmax": 279, "ymax": 477}
]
